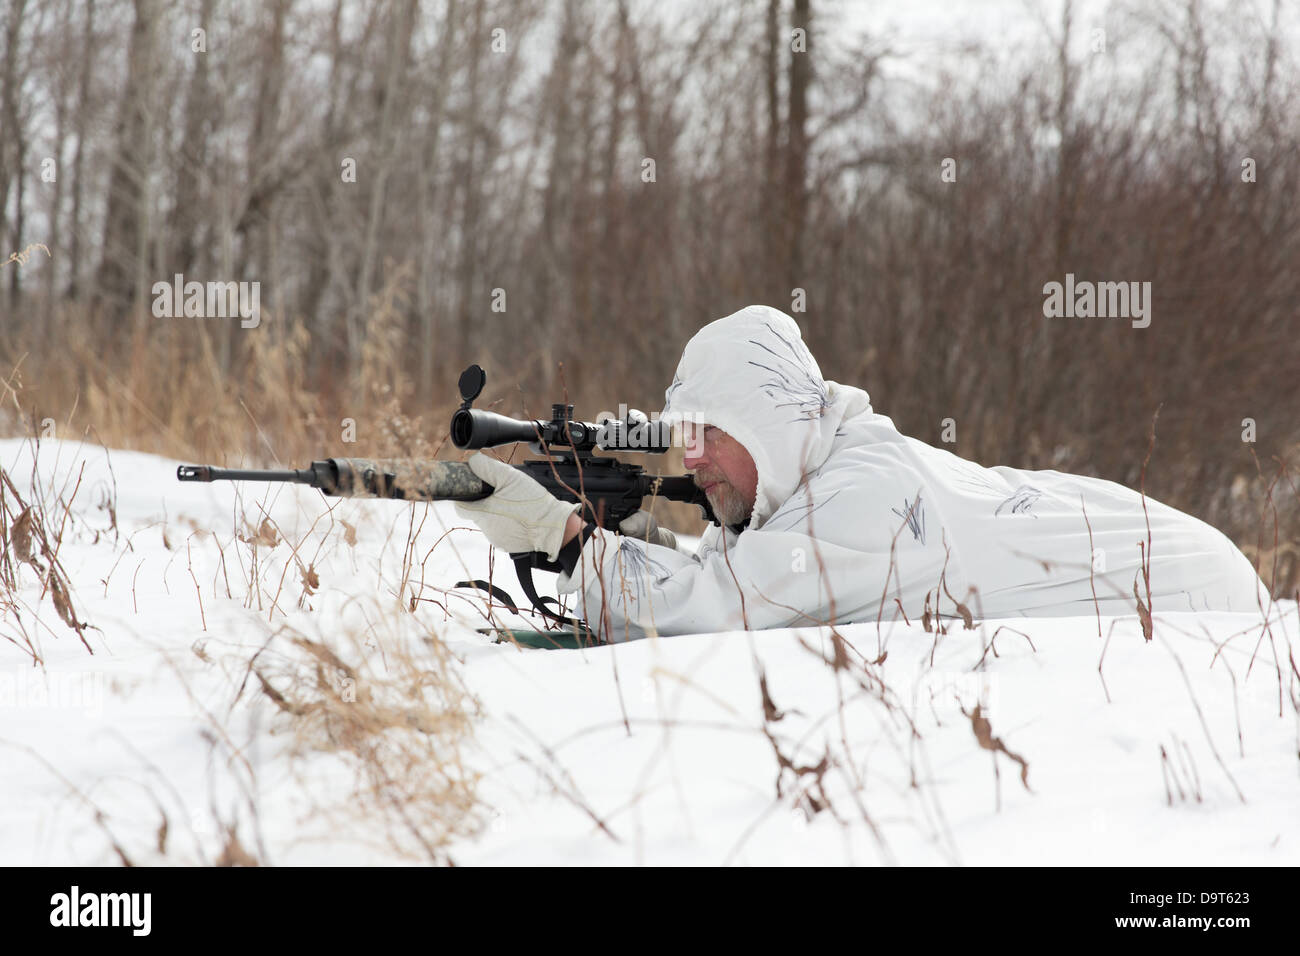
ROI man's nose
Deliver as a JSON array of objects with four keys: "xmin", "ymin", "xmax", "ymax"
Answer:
[{"xmin": 683, "ymin": 442, "xmax": 705, "ymax": 471}]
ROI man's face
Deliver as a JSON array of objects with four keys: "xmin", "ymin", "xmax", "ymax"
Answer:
[{"xmin": 681, "ymin": 421, "xmax": 758, "ymax": 527}]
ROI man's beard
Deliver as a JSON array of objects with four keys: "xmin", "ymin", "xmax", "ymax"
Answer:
[{"xmin": 701, "ymin": 478, "xmax": 751, "ymax": 527}]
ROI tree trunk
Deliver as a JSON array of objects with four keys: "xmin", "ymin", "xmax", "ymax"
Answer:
[
  {"xmin": 1, "ymin": 0, "xmax": 29, "ymax": 310},
  {"xmin": 170, "ymin": 0, "xmax": 214, "ymax": 278},
  {"xmin": 95, "ymin": 0, "xmax": 156, "ymax": 317},
  {"xmin": 417, "ymin": 0, "xmax": 458, "ymax": 402},
  {"xmin": 301, "ymin": 0, "xmax": 345, "ymax": 383},
  {"xmin": 44, "ymin": 9, "xmax": 69, "ymax": 331},
  {"xmin": 764, "ymin": 0, "xmax": 782, "ymax": 289},
  {"xmin": 66, "ymin": 0, "xmax": 95, "ymax": 301},
  {"xmin": 455, "ymin": 0, "xmax": 486, "ymax": 353},
  {"xmin": 238, "ymin": 0, "xmax": 290, "ymax": 283},
  {"xmin": 784, "ymin": 0, "xmax": 811, "ymax": 294},
  {"xmin": 356, "ymin": 0, "xmax": 419, "ymax": 353}
]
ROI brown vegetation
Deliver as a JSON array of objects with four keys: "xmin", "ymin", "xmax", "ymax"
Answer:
[{"xmin": 0, "ymin": 0, "xmax": 1295, "ymax": 581}]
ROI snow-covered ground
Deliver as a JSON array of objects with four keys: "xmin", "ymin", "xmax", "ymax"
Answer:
[{"xmin": 2, "ymin": 437, "xmax": 1296, "ymax": 865}]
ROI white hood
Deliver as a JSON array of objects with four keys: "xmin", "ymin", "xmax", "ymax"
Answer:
[{"xmin": 661, "ymin": 305, "xmax": 873, "ymax": 529}]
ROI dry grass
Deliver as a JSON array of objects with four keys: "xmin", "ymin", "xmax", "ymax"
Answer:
[
  {"xmin": 231, "ymin": 617, "xmax": 482, "ymax": 864},
  {"xmin": 0, "ymin": 375, "xmax": 483, "ymax": 863},
  {"xmin": 0, "ymin": 438, "xmax": 101, "ymax": 662},
  {"xmin": 188, "ymin": 453, "xmax": 486, "ymax": 864},
  {"xmin": 1, "ymin": 265, "xmax": 455, "ymax": 469}
]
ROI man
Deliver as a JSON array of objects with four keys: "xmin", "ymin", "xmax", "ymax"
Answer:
[{"xmin": 457, "ymin": 305, "xmax": 1266, "ymax": 641}]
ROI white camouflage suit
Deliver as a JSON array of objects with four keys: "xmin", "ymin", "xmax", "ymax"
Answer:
[{"xmin": 557, "ymin": 306, "xmax": 1266, "ymax": 641}]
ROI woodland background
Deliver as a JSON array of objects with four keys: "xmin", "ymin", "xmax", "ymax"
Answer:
[{"xmin": 1, "ymin": 0, "xmax": 1296, "ymax": 588}]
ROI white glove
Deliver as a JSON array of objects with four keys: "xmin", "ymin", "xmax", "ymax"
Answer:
[
  {"xmin": 618, "ymin": 510, "xmax": 677, "ymax": 551},
  {"xmin": 454, "ymin": 453, "xmax": 581, "ymax": 561}
]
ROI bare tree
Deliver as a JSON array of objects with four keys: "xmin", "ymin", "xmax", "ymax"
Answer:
[
  {"xmin": 95, "ymin": 0, "xmax": 158, "ymax": 316},
  {"xmin": 65, "ymin": 0, "xmax": 97, "ymax": 301},
  {"xmin": 1, "ymin": 0, "xmax": 30, "ymax": 309}
]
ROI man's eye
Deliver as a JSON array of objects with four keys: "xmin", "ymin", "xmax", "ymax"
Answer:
[{"xmin": 703, "ymin": 426, "xmax": 717, "ymax": 436}]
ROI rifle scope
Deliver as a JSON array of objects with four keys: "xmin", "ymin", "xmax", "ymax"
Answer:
[{"xmin": 451, "ymin": 364, "xmax": 672, "ymax": 454}]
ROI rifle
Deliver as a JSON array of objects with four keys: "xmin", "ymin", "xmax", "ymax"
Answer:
[{"xmin": 177, "ymin": 364, "xmax": 716, "ymax": 628}]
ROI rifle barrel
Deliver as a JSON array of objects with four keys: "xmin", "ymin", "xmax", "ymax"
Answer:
[
  {"xmin": 177, "ymin": 458, "xmax": 713, "ymax": 520},
  {"xmin": 177, "ymin": 464, "xmax": 315, "ymax": 484}
]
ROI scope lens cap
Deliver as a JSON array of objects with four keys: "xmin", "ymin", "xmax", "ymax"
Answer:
[{"xmin": 458, "ymin": 365, "xmax": 487, "ymax": 403}]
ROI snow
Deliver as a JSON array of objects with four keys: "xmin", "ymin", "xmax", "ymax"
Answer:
[{"xmin": 2, "ymin": 437, "xmax": 1296, "ymax": 865}]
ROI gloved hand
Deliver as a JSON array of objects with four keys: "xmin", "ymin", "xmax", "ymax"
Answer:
[
  {"xmin": 454, "ymin": 453, "xmax": 581, "ymax": 561},
  {"xmin": 618, "ymin": 510, "xmax": 677, "ymax": 551}
]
